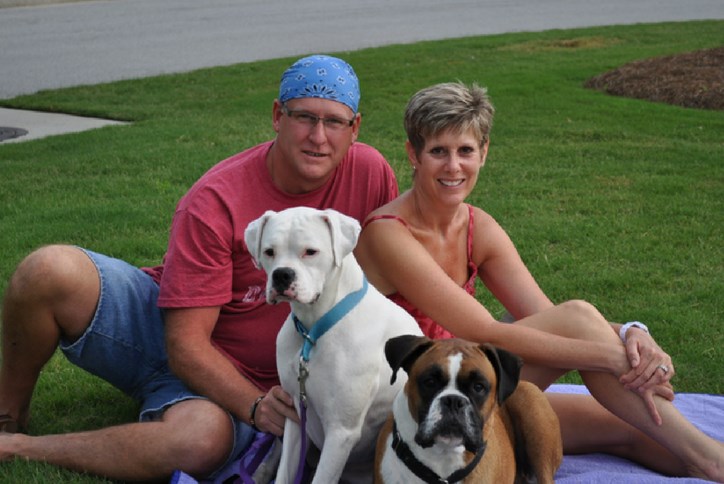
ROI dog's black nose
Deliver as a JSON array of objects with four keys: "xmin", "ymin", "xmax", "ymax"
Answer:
[
  {"xmin": 440, "ymin": 394, "xmax": 467, "ymax": 413},
  {"xmin": 272, "ymin": 267, "xmax": 295, "ymax": 292}
]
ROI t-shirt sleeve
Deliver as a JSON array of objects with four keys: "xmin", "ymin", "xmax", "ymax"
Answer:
[{"xmin": 157, "ymin": 204, "xmax": 234, "ymax": 308}]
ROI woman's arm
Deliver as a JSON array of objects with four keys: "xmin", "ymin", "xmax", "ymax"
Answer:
[
  {"xmin": 470, "ymin": 207, "xmax": 553, "ymax": 319},
  {"xmin": 471, "ymin": 208, "xmax": 674, "ymax": 389},
  {"xmin": 356, "ymin": 219, "xmax": 629, "ymax": 376}
]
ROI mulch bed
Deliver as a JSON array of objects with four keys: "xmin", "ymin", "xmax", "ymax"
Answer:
[{"xmin": 584, "ymin": 47, "xmax": 724, "ymax": 110}]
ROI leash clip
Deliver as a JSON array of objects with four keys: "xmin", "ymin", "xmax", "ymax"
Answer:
[
  {"xmin": 298, "ymin": 357, "xmax": 309, "ymax": 408},
  {"xmin": 300, "ymin": 332, "xmax": 316, "ymax": 347}
]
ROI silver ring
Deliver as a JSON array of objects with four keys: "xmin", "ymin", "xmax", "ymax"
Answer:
[{"xmin": 657, "ymin": 364, "xmax": 669, "ymax": 374}]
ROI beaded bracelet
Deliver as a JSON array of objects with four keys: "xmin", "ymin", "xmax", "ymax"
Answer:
[{"xmin": 249, "ymin": 395, "xmax": 265, "ymax": 431}]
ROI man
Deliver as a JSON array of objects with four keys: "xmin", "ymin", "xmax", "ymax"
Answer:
[{"xmin": 0, "ymin": 54, "xmax": 398, "ymax": 481}]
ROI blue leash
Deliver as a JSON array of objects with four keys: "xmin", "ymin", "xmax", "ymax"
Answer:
[
  {"xmin": 291, "ymin": 275, "xmax": 369, "ymax": 484},
  {"xmin": 292, "ymin": 276, "xmax": 369, "ymax": 362}
]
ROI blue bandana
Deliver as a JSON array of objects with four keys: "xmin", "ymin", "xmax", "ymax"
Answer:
[{"xmin": 279, "ymin": 55, "xmax": 360, "ymax": 113}]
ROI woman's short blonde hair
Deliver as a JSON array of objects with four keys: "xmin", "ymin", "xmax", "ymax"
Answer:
[{"xmin": 404, "ymin": 82, "xmax": 495, "ymax": 155}]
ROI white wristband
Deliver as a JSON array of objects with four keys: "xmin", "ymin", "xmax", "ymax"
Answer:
[{"xmin": 619, "ymin": 321, "xmax": 649, "ymax": 344}]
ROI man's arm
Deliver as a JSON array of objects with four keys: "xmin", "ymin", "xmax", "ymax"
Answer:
[{"xmin": 164, "ymin": 306, "xmax": 296, "ymax": 435}]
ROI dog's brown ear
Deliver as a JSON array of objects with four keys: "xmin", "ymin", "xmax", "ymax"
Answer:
[
  {"xmin": 385, "ymin": 334, "xmax": 434, "ymax": 385},
  {"xmin": 481, "ymin": 344, "xmax": 522, "ymax": 404}
]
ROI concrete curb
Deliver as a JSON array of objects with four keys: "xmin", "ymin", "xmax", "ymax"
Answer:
[{"xmin": 0, "ymin": 0, "xmax": 96, "ymax": 8}]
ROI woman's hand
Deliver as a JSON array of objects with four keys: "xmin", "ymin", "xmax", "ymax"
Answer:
[
  {"xmin": 618, "ymin": 330, "xmax": 675, "ymax": 425},
  {"xmin": 619, "ymin": 329, "xmax": 675, "ymax": 392},
  {"xmin": 638, "ymin": 381, "xmax": 675, "ymax": 426},
  {"xmin": 253, "ymin": 386, "xmax": 298, "ymax": 436}
]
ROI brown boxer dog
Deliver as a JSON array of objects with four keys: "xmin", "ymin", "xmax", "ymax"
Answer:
[{"xmin": 375, "ymin": 335, "xmax": 562, "ymax": 484}]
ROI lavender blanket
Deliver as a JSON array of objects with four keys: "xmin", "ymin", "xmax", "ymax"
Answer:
[
  {"xmin": 172, "ymin": 384, "xmax": 723, "ymax": 484},
  {"xmin": 550, "ymin": 384, "xmax": 724, "ymax": 483}
]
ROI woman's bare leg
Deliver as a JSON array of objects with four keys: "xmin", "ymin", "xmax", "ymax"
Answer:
[
  {"xmin": 547, "ymin": 393, "xmax": 686, "ymax": 475},
  {"xmin": 579, "ymin": 368, "xmax": 723, "ymax": 480},
  {"xmin": 518, "ymin": 300, "xmax": 724, "ymax": 481}
]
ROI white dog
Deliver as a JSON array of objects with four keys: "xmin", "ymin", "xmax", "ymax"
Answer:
[{"xmin": 244, "ymin": 207, "xmax": 423, "ymax": 484}]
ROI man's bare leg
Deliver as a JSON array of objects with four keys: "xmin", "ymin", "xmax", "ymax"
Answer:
[
  {"xmin": 0, "ymin": 245, "xmax": 99, "ymax": 430},
  {"xmin": 0, "ymin": 398, "xmax": 234, "ymax": 480},
  {"xmin": 0, "ymin": 246, "xmax": 235, "ymax": 480}
]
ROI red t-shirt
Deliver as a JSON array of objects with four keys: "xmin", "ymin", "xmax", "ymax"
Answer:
[{"xmin": 143, "ymin": 140, "xmax": 398, "ymax": 391}]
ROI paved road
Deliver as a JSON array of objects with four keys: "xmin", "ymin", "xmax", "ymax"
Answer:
[{"xmin": 2, "ymin": 0, "xmax": 723, "ymax": 100}]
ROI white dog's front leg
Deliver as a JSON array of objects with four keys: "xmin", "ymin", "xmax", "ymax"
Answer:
[
  {"xmin": 252, "ymin": 437, "xmax": 282, "ymax": 484},
  {"xmin": 275, "ymin": 418, "xmax": 303, "ymax": 484},
  {"xmin": 311, "ymin": 427, "xmax": 362, "ymax": 484}
]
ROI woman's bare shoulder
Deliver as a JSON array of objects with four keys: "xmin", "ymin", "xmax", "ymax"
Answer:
[
  {"xmin": 469, "ymin": 205, "xmax": 518, "ymax": 261},
  {"xmin": 470, "ymin": 205, "xmax": 508, "ymax": 239},
  {"xmin": 364, "ymin": 193, "xmax": 408, "ymax": 220},
  {"xmin": 470, "ymin": 204, "xmax": 498, "ymax": 224}
]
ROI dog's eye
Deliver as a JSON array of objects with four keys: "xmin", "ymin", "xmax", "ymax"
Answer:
[
  {"xmin": 421, "ymin": 374, "xmax": 445, "ymax": 391},
  {"xmin": 470, "ymin": 380, "xmax": 490, "ymax": 397},
  {"xmin": 422, "ymin": 377, "xmax": 438, "ymax": 389},
  {"xmin": 418, "ymin": 366, "xmax": 445, "ymax": 395},
  {"xmin": 303, "ymin": 249, "xmax": 318, "ymax": 257},
  {"xmin": 263, "ymin": 248, "xmax": 275, "ymax": 257}
]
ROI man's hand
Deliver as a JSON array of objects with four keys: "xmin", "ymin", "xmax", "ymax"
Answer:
[{"xmin": 253, "ymin": 386, "xmax": 299, "ymax": 437}]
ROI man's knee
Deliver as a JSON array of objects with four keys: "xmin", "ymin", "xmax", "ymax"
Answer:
[
  {"xmin": 5, "ymin": 245, "xmax": 100, "ymax": 338},
  {"xmin": 8, "ymin": 245, "xmax": 90, "ymax": 295},
  {"xmin": 162, "ymin": 399, "xmax": 236, "ymax": 477}
]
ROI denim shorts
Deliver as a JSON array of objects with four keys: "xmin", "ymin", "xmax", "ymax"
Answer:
[{"xmin": 59, "ymin": 248, "xmax": 255, "ymax": 477}]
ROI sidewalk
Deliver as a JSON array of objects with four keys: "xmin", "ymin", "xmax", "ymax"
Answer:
[
  {"xmin": 0, "ymin": 0, "xmax": 124, "ymax": 143},
  {"xmin": 0, "ymin": 107, "xmax": 126, "ymax": 143}
]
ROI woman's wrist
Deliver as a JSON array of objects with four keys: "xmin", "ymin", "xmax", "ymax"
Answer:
[
  {"xmin": 598, "ymin": 340, "xmax": 629, "ymax": 376},
  {"xmin": 619, "ymin": 321, "xmax": 649, "ymax": 344}
]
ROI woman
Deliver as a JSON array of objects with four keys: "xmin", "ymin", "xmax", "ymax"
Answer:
[{"xmin": 355, "ymin": 82, "xmax": 723, "ymax": 480}]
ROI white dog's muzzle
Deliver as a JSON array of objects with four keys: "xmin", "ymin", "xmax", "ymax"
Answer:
[
  {"xmin": 267, "ymin": 266, "xmax": 322, "ymax": 305},
  {"xmin": 269, "ymin": 267, "xmax": 297, "ymax": 303}
]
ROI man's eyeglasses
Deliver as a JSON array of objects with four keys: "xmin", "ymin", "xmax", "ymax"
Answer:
[{"xmin": 282, "ymin": 104, "xmax": 355, "ymax": 132}]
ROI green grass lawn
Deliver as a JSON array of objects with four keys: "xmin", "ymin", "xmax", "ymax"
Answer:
[{"xmin": 0, "ymin": 19, "xmax": 722, "ymax": 483}]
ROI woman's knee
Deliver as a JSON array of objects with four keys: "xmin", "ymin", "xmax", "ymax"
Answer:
[{"xmin": 557, "ymin": 299, "xmax": 614, "ymax": 340}]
